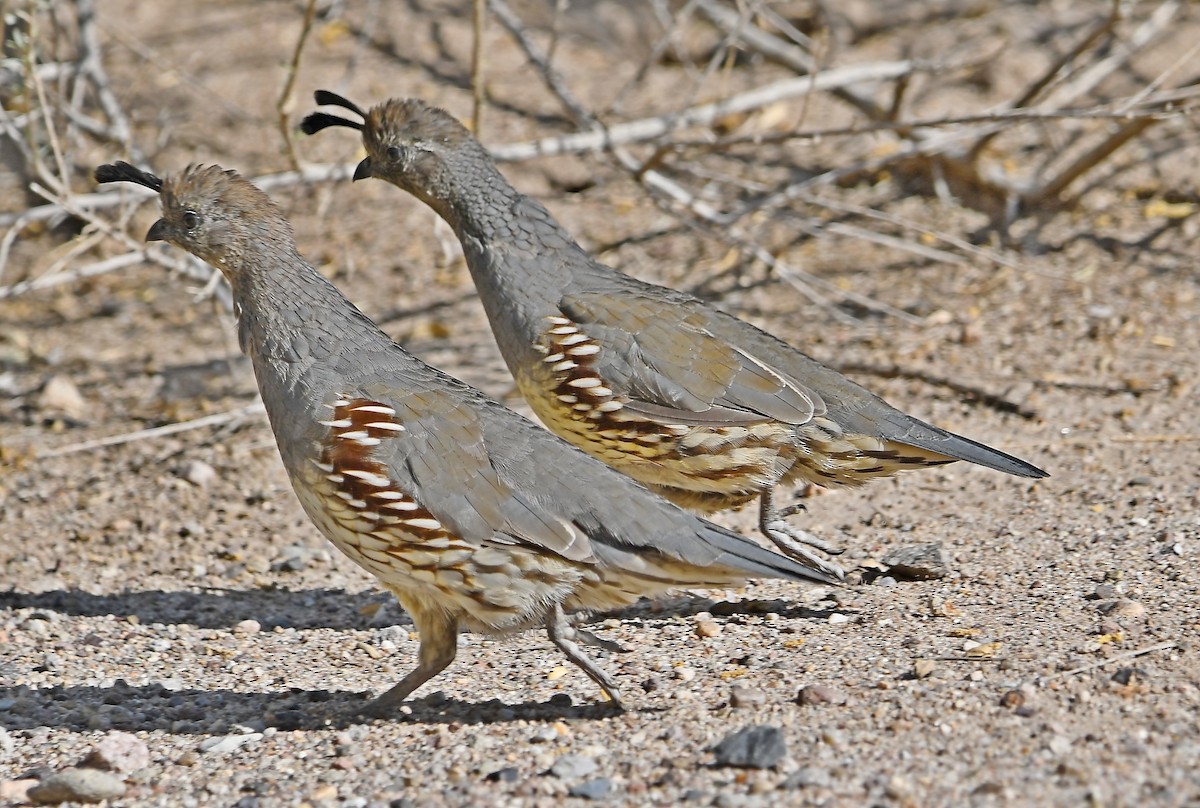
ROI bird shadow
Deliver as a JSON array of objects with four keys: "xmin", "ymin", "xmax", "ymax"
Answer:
[
  {"xmin": 1, "ymin": 587, "xmax": 841, "ymax": 631},
  {"xmin": 0, "ymin": 682, "xmax": 641, "ymax": 734},
  {"xmin": 0, "ymin": 587, "xmax": 395, "ymax": 631},
  {"xmin": 2, "ymin": 587, "xmax": 840, "ymax": 732}
]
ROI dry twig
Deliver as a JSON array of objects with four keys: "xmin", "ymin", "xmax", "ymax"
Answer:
[
  {"xmin": 37, "ymin": 401, "xmax": 267, "ymax": 459},
  {"xmin": 277, "ymin": 0, "xmax": 320, "ymax": 172}
]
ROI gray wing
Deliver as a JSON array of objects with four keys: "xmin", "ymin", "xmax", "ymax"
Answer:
[
  {"xmin": 561, "ymin": 286, "xmax": 1048, "ymax": 479},
  {"xmin": 357, "ymin": 381, "xmax": 596, "ymax": 563},
  {"xmin": 351, "ymin": 377, "xmax": 838, "ymax": 585},
  {"xmin": 559, "ymin": 291, "xmax": 822, "ymax": 426},
  {"xmin": 469, "ymin": 392, "xmax": 841, "ymax": 585}
]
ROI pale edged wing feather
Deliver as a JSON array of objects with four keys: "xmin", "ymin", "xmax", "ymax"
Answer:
[{"xmin": 559, "ymin": 291, "xmax": 822, "ymax": 426}]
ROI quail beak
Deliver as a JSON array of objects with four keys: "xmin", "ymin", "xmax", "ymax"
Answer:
[
  {"xmin": 145, "ymin": 219, "xmax": 168, "ymax": 242},
  {"xmin": 353, "ymin": 157, "xmax": 373, "ymax": 182}
]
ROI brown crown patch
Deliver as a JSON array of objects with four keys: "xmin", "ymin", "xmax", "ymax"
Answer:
[{"xmin": 365, "ymin": 99, "xmax": 473, "ymax": 151}]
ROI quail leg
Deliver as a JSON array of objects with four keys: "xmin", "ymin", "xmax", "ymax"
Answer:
[
  {"xmin": 360, "ymin": 608, "xmax": 458, "ymax": 717},
  {"xmin": 759, "ymin": 488, "xmax": 846, "ymax": 580},
  {"xmin": 545, "ymin": 604, "xmax": 624, "ymax": 709}
]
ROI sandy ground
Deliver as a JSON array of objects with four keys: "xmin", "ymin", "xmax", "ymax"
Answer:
[{"xmin": 2, "ymin": 1, "xmax": 1198, "ymax": 806}]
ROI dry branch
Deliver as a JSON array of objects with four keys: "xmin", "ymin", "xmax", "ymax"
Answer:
[
  {"xmin": 37, "ymin": 401, "xmax": 267, "ymax": 459},
  {"xmin": 487, "ymin": 59, "xmax": 920, "ymax": 160}
]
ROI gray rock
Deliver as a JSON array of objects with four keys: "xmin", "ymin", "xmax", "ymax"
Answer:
[
  {"xmin": 882, "ymin": 543, "xmax": 950, "ymax": 580},
  {"xmin": 712, "ymin": 726, "xmax": 787, "ymax": 769},
  {"xmin": 27, "ymin": 768, "xmax": 126, "ymax": 804},
  {"xmin": 549, "ymin": 754, "xmax": 598, "ymax": 779},
  {"xmin": 568, "ymin": 778, "xmax": 611, "ymax": 799}
]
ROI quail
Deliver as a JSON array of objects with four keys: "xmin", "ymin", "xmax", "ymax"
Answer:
[
  {"xmin": 303, "ymin": 92, "xmax": 1048, "ymax": 576},
  {"xmin": 94, "ymin": 161, "xmax": 839, "ymax": 715}
]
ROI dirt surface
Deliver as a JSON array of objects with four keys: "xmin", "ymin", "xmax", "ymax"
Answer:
[{"xmin": 2, "ymin": 1, "xmax": 1198, "ymax": 806}]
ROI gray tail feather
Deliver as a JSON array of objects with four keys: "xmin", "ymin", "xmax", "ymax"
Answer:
[
  {"xmin": 921, "ymin": 428, "xmax": 1048, "ymax": 479},
  {"xmin": 697, "ymin": 522, "xmax": 843, "ymax": 586}
]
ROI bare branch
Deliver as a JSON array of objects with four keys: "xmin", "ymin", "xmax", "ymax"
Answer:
[
  {"xmin": 74, "ymin": 0, "xmax": 141, "ymax": 161},
  {"xmin": 278, "ymin": 0, "xmax": 320, "ymax": 172},
  {"xmin": 693, "ymin": 0, "xmax": 887, "ymax": 122},
  {"xmin": 471, "ymin": 0, "xmax": 488, "ymax": 136},
  {"xmin": 37, "ymin": 401, "xmax": 267, "ymax": 459},
  {"xmin": 488, "ymin": 59, "xmax": 919, "ymax": 161}
]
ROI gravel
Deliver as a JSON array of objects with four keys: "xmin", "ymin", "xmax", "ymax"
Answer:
[{"xmin": 3, "ymin": 3, "xmax": 1200, "ymax": 807}]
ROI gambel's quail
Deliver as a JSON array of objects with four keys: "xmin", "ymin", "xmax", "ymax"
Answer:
[
  {"xmin": 303, "ymin": 92, "xmax": 1048, "ymax": 576},
  {"xmin": 94, "ymin": 161, "xmax": 839, "ymax": 715}
]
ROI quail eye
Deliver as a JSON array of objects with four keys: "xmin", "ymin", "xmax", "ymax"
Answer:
[
  {"xmin": 386, "ymin": 146, "xmax": 402, "ymax": 162},
  {"xmin": 182, "ymin": 210, "xmax": 201, "ymax": 230}
]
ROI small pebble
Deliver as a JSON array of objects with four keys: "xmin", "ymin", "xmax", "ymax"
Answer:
[
  {"xmin": 309, "ymin": 784, "xmax": 338, "ymax": 801},
  {"xmin": 199, "ymin": 733, "xmax": 261, "ymax": 754},
  {"xmin": 530, "ymin": 727, "xmax": 558, "ymax": 743},
  {"xmin": 37, "ymin": 375, "xmax": 87, "ymax": 419},
  {"xmin": 882, "ymin": 543, "xmax": 950, "ymax": 580},
  {"xmin": 549, "ymin": 754, "xmax": 598, "ymax": 779},
  {"xmin": 81, "ymin": 731, "xmax": 150, "ymax": 773},
  {"xmin": 729, "ymin": 686, "xmax": 766, "ymax": 709},
  {"xmin": 234, "ymin": 619, "xmax": 261, "ymax": 635},
  {"xmin": 827, "ymin": 613, "xmax": 849, "ymax": 625},
  {"xmin": 1000, "ymin": 690, "xmax": 1025, "ymax": 709},
  {"xmin": 27, "ymin": 768, "xmax": 126, "ymax": 804},
  {"xmin": 673, "ymin": 667, "xmax": 696, "ymax": 683},
  {"xmin": 885, "ymin": 774, "xmax": 915, "ymax": 800},
  {"xmin": 779, "ymin": 768, "xmax": 831, "ymax": 790},
  {"xmin": 0, "ymin": 781, "xmax": 38, "ymax": 803},
  {"xmin": 798, "ymin": 685, "xmax": 847, "ymax": 706},
  {"xmin": 711, "ymin": 725, "xmax": 787, "ymax": 769},
  {"xmin": 179, "ymin": 459, "xmax": 217, "ymax": 488},
  {"xmin": 568, "ymin": 778, "xmax": 612, "ymax": 799},
  {"xmin": 1100, "ymin": 599, "xmax": 1146, "ymax": 618},
  {"xmin": 486, "ymin": 767, "xmax": 519, "ymax": 782},
  {"xmin": 695, "ymin": 619, "xmax": 722, "ymax": 638},
  {"xmin": 377, "ymin": 626, "xmax": 409, "ymax": 644},
  {"xmin": 913, "ymin": 659, "xmax": 937, "ymax": 680},
  {"xmin": 1047, "ymin": 735, "xmax": 1072, "ymax": 756}
]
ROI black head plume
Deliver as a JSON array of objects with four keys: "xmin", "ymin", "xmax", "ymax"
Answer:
[
  {"xmin": 300, "ymin": 111, "xmax": 362, "ymax": 134},
  {"xmin": 301, "ymin": 90, "xmax": 366, "ymax": 134},
  {"xmin": 314, "ymin": 90, "xmax": 366, "ymax": 117},
  {"xmin": 94, "ymin": 161, "xmax": 163, "ymax": 193}
]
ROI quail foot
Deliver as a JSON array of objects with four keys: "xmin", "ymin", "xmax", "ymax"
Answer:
[
  {"xmin": 95, "ymin": 161, "xmax": 840, "ymax": 716},
  {"xmin": 302, "ymin": 93, "xmax": 1048, "ymax": 577}
]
